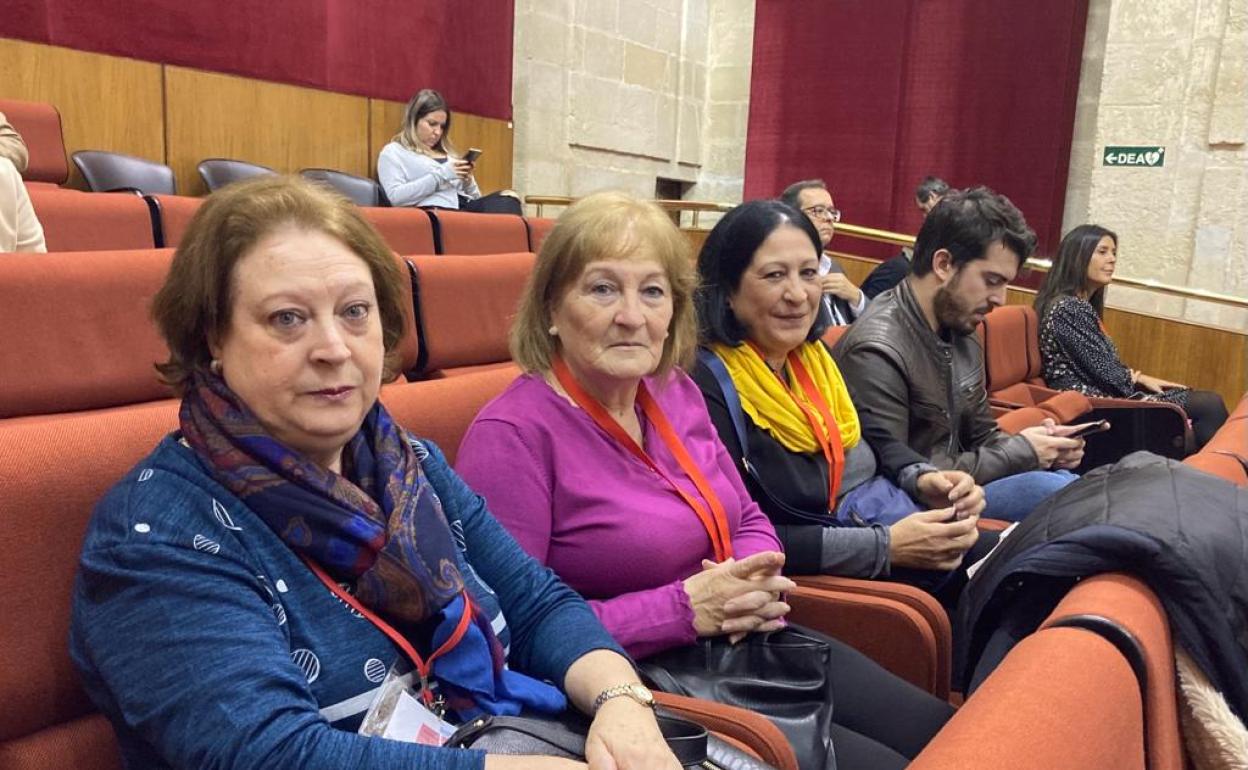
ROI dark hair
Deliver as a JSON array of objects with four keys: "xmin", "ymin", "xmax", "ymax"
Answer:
[
  {"xmin": 914, "ymin": 176, "xmax": 950, "ymax": 204},
  {"xmin": 695, "ymin": 199, "xmax": 830, "ymax": 346},
  {"xmin": 394, "ymin": 88, "xmax": 458, "ymax": 157},
  {"xmin": 910, "ymin": 186, "xmax": 1036, "ymax": 277},
  {"xmin": 151, "ymin": 175, "xmax": 409, "ymax": 393},
  {"xmin": 1034, "ymin": 224, "xmax": 1117, "ymax": 322},
  {"xmin": 778, "ymin": 179, "xmax": 827, "ymax": 211}
]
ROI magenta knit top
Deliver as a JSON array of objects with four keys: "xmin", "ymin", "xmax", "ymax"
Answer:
[{"xmin": 455, "ymin": 371, "xmax": 783, "ymax": 659}]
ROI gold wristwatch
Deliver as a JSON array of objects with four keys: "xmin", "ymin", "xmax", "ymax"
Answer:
[{"xmin": 592, "ymin": 682, "xmax": 656, "ymax": 713}]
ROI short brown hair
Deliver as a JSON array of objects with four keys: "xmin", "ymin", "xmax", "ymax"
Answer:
[
  {"xmin": 511, "ymin": 191, "xmax": 696, "ymax": 377},
  {"xmin": 151, "ymin": 175, "xmax": 408, "ymax": 393}
]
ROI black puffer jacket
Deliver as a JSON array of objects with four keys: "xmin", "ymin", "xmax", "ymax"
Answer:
[{"xmin": 957, "ymin": 451, "xmax": 1248, "ymax": 720}]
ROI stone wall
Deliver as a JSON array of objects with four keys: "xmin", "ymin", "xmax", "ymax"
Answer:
[
  {"xmin": 1063, "ymin": 0, "xmax": 1248, "ymax": 330},
  {"xmin": 511, "ymin": 0, "xmax": 753, "ymax": 223}
]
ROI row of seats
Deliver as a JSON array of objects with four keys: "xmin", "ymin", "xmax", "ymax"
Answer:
[
  {"xmin": 0, "ymin": 97, "xmax": 558, "ymax": 255},
  {"xmin": 4, "ymin": 242, "xmax": 1243, "ymax": 768}
]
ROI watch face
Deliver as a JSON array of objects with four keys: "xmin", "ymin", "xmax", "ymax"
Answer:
[{"xmin": 628, "ymin": 683, "xmax": 655, "ymax": 705}]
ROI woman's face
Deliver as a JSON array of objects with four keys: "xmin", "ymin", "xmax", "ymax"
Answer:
[
  {"xmin": 728, "ymin": 223, "xmax": 822, "ymax": 362},
  {"xmin": 416, "ymin": 109, "xmax": 448, "ymax": 150},
  {"xmin": 1084, "ymin": 235, "xmax": 1117, "ymax": 292},
  {"xmin": 210, "ymin": 226, "xmax": 384, "ymax": 471},
  {"xmin": 550, "ymin": 255, "xmax": 673, "ymax": 389}
]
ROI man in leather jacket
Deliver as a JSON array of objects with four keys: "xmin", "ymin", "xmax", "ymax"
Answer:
[{"xmin": 833, "ymin": 187, "xmax": 1085, "ymax": 522}]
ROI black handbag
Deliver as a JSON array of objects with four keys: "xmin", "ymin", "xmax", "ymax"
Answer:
[
  {"xmin": 445, "ymin": 708, "xmax": 775, "ymax": 770},
  {"xmin": 639, "ymin": 627, "xmax": 837, "ymax": 770}
]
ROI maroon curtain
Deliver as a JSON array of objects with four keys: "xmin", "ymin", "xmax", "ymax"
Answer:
[
  {"xmin": 745, "ymin": 0, "xmax": 1088, "ymax": 254},
  {"xmin": 0, "ymin": 0, "xmax": 514, "ymax": 120}
]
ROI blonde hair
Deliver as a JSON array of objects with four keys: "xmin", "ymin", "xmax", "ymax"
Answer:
[
  {"xmin": 511, "ymin": 191, "xmax": 697, "ymax": 377},
  {"xmin": 393, "ymin": 89, "xmax": 459, "ymax": 159},
  {"xmin": 151, "ymin": 175, "xmax": 409, "ymax": 393}
]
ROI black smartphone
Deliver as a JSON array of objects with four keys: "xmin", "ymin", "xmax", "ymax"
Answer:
[
  {"xmin": 1068, "ymin": 419, "xmax": 1111, "ymax": 439},
  {"xmin": 463, "ymin": 148, "xmax": 483, "ymax": 163}
]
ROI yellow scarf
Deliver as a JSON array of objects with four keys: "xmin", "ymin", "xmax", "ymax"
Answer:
[{"xmin": 709, "ymin": 341, "xmax": 861, "ymax": 455}]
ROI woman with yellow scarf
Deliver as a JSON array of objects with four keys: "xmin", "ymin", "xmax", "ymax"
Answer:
[{"xmin": 692, "ymin": 200, "xmax": 991, "ymax": 597}]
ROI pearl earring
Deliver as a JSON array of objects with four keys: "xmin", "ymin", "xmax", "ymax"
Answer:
[
  {"xmin": 548, "ymin": 326, "xmax": 559, "ymax": 336},
  {"xmin": 210, "ymin": 359, "xmax": 223, "ymax": 375}
]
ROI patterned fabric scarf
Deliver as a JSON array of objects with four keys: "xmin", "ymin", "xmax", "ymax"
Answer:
[
  {"xmin": 710, "ymin": 340, "xmax": 861, "ymax": 454},
  {"xmin": 180, "ymin": 372, "xmax": 564, "ymax": 718}
]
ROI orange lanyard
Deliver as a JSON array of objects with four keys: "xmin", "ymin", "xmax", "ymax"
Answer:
[
  {"xmin": 551, "ymin": 356, "xmax": 733, "ymax": 563},
  {"xmin": 304, "ymin": 558, "xmax": 475, "ymax": 709},
  {"xmin": 749, "ymin": 343, "xmax": 845, "ymax": 508}
]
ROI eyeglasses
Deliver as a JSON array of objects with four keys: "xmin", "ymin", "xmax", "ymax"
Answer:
[{"xmin": 801, "ymin": 205, "xmax": 842, "ymax": 223}]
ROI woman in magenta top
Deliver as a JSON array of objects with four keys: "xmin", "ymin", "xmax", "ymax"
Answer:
[{"xmin": 456, "ymin": 192, "xmax": 953, "ymax": 770}]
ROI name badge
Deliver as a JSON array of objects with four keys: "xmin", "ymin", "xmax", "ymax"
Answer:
[{"xmin": 358, "ymin": 662, "xmax": 458, "ymax": 746}]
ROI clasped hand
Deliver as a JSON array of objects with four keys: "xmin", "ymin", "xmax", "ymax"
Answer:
[{"xmin": 683, "ymin": 551, "xmax": 793, "ymax": 641}]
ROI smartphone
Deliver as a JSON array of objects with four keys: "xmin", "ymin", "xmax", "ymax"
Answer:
[
  {"xmin": 1068, "ymin": 419, "xmax": 1111, "ymax": 439},
  {"xmin": 463, "ymin": 148, "xmax": 483, "ymax": 163}
]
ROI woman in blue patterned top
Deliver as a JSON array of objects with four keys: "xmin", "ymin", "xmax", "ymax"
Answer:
[
  {"xmin": 1034, "ymin": 224, "xmax": 1227, "ymax": 448},
  {"xmin": 69, "ymin": 176, "xmax": 679, "ymax": 770}
]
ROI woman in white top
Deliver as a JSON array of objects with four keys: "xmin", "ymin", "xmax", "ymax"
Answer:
[
  {"xmin": 377, "ymin": 90, "xmax": 518, "ymax": 214},
  {"xmin": 0, "ymin": 157, "xmax": 46, "ymax": 253}
]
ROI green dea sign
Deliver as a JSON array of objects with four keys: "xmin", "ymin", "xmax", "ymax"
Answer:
[{"xmin": 1103, "ymin": 146, "xmax": 1165, "ymax": 167}]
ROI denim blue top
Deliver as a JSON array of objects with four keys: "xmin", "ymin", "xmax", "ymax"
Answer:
[{"xmin": 70, "ymin": 434, "xmax": 622, "ymax": 770}]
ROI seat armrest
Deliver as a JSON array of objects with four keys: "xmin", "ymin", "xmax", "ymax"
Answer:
[
  {"xmin": 789, "ymin": 578, "xmax": 950, "ymax": 698},
  {"xmin": 909, "ymin": 627, "xmax": 1145, "ymax": 769},
  {"xmin": 652, "ymin": 691, "xmax": 799, "ymax": 770}
]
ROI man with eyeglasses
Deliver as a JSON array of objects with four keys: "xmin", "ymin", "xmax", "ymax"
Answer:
[{"xmin": 779, "ymin": 179, "xmax": 865, "ymax": 326}]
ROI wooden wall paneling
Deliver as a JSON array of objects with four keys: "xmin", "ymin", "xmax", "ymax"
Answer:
[
  {"xmin": 165, "ymin": 67, "xmax": 369, "ymax": 196},
  {"xmin": 0, "ymin": 39, "xmax": 164, "ymax": 189},
  {"xmin": 368, "ymin": 99, "xmax": 513, "ymax": 195}
]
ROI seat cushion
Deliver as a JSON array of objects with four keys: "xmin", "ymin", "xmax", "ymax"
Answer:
[{"xmin": 0, "ymin": 99, "xmax": 68, "ymax": 185}]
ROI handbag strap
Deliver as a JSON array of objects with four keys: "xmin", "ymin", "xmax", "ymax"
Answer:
[{"xmin": 552, "ymin": 355, "xmax": 733, "ymax": 562}]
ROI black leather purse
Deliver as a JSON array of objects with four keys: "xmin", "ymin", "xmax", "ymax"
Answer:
[
  {"xmin": 445, "ymin": 708, "xmax": 775, "ymax": 770},
  {"xmin": 638, "ymin": 627, "xmax": 837, "ymax": 770}
]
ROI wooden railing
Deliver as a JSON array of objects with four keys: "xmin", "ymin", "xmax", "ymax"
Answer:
[{"xmin": 525, "ymin": 195, "xmax": 730, "ymax": 227}]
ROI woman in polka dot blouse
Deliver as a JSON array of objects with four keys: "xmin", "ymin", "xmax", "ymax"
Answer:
[{"xmin": 1034, "ymin": 224, "xmax": 1228, "ymax": 448}]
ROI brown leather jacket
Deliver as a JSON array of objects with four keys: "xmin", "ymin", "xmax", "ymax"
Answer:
[{"xmin": 832, "ymin": 280, "xmax": 1038, "ymax": 484}]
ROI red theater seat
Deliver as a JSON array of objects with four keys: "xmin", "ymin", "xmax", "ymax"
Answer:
[
  {"xmin": 409, "ymin": 252, "xmax": 535, "ymax": 377},
  {"xmin": 0, "ymin": 249, "xmax": 174, "ymax": 419},
  {"xmin": 27, "ymin": 189, "xmax": 157, "ymax": 251},
  {"xmin": 0, "ymin": 250, "xmax": 419, "ymax": 421},
  {"xmin": 143, "ymin": 194, "xmax": 203, "ymax": 248},
  {"xmin": 0, "ymin": 98, "xmax": 69, "ymax": 186},
  {"xmin": 360, "ymin": 207, "xmax": 437, "ymax": 255},
  {"xmin": 524, "ymin": 216, "xmax": 557, "ymax": 252},
  {"xmin": 428, "ymin": 210, "xmax": 529, "ymax": 255}
]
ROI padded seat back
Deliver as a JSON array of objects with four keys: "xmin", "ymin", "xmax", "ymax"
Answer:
[
  {"xmin": 524, "ymin": 216, "xmax": 557, "ymax": 253},
  {"xmin": 301, "ymin": 168, "xmax": 388, "ymax": 207},
  {"xmin": 0, "ymin": 400, "xmax": 180, "ymax": 770},
  {"xmin": 410, "ymin": 252, "xmax": 535, "ymax": 374},
  {"xmin": 380, "ymin": 367, "xmax": 520, "ymax": 463},
  {"xmin": 197, "ymin": 158, "xmax": 276, "ymax": 192},
  {"xmin": 144, "ymin": 194, "xmax": 203, "ymax": 248},
  {"xmin": 72, "ymin": 151, "xmax": 176, "ymax": 195},
  {"xmin": 981, "ymin": 304, "xmax": 1035, "ymax": 392},
  {"xmin": 428, "ymin": 210, "xmax": 529, "ymax": 255},
  {"xmin": 0, "ymin": 98, "xmax": 68, "ymax": 185},
  {"xmin": 361, "ymin": 208, "xmax": 436, "ymax": 255},
  {"xmin": 0, "ymin": 250, "xmax": 175, "ymax": 418},
  {"xmin": 27, "ymin": 189, "xmax": 157, "ymax": 251},
  {"xmin": 1040, "ymin": 573, "xmax": 1183, "ymax": 770}
]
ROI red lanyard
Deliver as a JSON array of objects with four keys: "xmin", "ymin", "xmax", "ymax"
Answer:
[
  {"xmin": 551, "ymin": 356, "xmax": 733, "ymax": 563},
  {"xmin": 749, "ymin": 343, "xmax": 845, "ymax": 508},
  {"xmin": 304, "ymin": 558, "xmax": 475, "ymax": 708}
]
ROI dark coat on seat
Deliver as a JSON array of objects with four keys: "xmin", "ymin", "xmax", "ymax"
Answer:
[{"xmin": 957, "ymin": 451, "xmax": 1248, "ymax": 721}]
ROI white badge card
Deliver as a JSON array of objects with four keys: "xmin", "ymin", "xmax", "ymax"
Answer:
[{"xmin": 358, "ymin": 663, "xmax": 457, "ymax": 746}]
